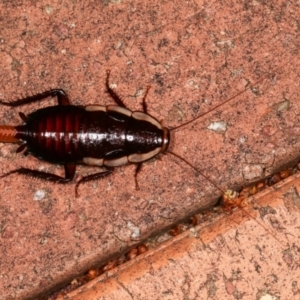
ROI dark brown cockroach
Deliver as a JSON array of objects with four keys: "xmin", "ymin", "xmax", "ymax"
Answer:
[{"xmin": 0, "ymin": 69, "xmax": 282, "ymax": 197}]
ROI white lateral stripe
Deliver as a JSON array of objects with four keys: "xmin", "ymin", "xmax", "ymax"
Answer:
[
  {"xmin": 104, "ymin": 156, "xmax": 128, "ymax": 167},
  {"xmin": 128, "ymin": 147, "xmax": 161, "ymax": 163},
  {"xmin": 132, "ymin": 112, "xmax": 162, "ymax": 129},
  {"xmin": 83, "ymin": 157, "xmax": 104, "ymax": 166},
  {"xmin": 85, "ymin": 105, "xmax": 106, "ymax": 112},
  {"xmin": 107, "ymin": 105, "xmax": 132, "ymax": 117}
]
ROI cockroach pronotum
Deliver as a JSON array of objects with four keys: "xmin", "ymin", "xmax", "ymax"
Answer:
[{"xmin": 0, "ymin": 65, "xmax": 289, "ymax": 197}]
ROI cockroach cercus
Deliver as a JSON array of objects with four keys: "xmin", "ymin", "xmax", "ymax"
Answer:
[{"xmin": 0, "ymin": 69, "xmax": 284, "ymax": 197}]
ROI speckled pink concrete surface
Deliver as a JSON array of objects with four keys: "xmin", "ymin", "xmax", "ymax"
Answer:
[
  {"xmin": 65, "ymin": 173, "xmax": 300, "ymax": 300},
  {"xmin": 0, "ymin": 0, "xmax": 299, "ymax": 299}
]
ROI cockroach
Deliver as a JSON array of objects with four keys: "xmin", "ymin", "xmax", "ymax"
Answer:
[{"xmin": 0, "ymin": 66, "xmax": 288, "ymax": 197}]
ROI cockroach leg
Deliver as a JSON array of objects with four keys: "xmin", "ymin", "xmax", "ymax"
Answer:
[
  {"xmin": 141, "ymin": 85, "xmax": 151, "ymax": 114},
  {"xmin": 0, "ymin": 164, "xmax": 75, "ymax": 184},
  {"xmin": 16, "ymin": 144, "xmax": 27, "ymax": 153},
  {"xmin": 64, "ymin": 163, "xmax": 77, "ymax": 180},
  {"xmin": 19, "ymin": 112, "xmax": 27, "ymax": 122},
  {"xmin": 134, "ymin": 163, "xmax": 143, "ymax": 190},
  {"xmin": 0, "ymin": 89, "xmax": 70, "ymax": 107},
  {"xmin": 75, "ymin": 167, "xmax": 114, "ymax": 197},
  {"xmin": 105, "ymin": 70, "xmax": 126, "ymax": 108}
]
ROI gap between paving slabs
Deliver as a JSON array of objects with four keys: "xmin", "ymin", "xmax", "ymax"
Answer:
[
  {"xmin": 60, "ymin": 170, "xmax": 300, "ymax": 299},
  {"xmin": 47, "ymin": 163, "xmax": 300, "ymax": 299}
]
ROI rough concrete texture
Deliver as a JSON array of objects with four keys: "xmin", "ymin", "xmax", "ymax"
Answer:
[
  {"xmin": 65, "ymin": 173, "xmax": 300, "ymax": 300},
  {"xmin": 0, "ymin": 0, "xmax": 299, "ymax": 299}
]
